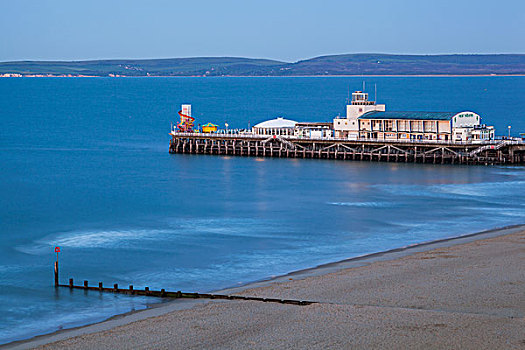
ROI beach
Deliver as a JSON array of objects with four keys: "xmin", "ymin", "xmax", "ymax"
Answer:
[
  {"xmin": 2, "ymin": 76, "xmax": 525, "ymax": 345},
  {"xmin": 7, "ymin": 226, "xmax": 523, "ymax": 349}
]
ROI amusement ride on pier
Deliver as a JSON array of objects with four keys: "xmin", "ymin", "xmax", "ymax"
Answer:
[
  {"xmin": 175, "ymin": 104, "xmax": 218, "ymax": 133},
  {"xmin": 176, "ymin": 104, "xmax": 195, "ymax": 132}
]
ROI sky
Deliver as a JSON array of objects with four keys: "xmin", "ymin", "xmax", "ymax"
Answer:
[{"xmin": 1, "ymin": 0, "xmax": 524, "ymax": 62}]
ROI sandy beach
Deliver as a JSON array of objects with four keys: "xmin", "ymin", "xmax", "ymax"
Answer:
[{"xmin": 7, "ymin": 226, "xmax": 525, "ymax": 349}]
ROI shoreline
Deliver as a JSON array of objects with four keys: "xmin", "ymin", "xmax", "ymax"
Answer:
[
  {"xmin": 216, "ymin": 223, "xmax": 525, "ymax": 294},
  {"xmin": 3, "ymin": 223, "xmax": 525, "ymax": 349},
  {"xmin": 2, "ymin": 74, "xmax": 525, "ymax": 78}
]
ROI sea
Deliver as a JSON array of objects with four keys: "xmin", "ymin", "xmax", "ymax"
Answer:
[{"xmin": 1, "ymin": 76, "xmax": 524, "ymax": 344}]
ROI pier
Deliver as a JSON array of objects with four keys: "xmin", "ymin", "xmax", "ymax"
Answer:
[{"xmin": 169, "ymin": 133, "xmax": 525, "ymax": 165}]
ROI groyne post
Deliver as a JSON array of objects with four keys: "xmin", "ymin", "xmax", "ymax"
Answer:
[
  {"xmin": 54, "ymin": 246, "xmax": 60, "ymax": 287},
  {"xmin": 54, "ymin": 261, "xmax": 59, "ymax": 287}
]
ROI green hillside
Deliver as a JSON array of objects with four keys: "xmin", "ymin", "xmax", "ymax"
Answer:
[
  {"xmin": 0, "ymin": 57, "xmax": 284, "ymax": 76},
  {"xmin": 1, "ymin": 54, "xmax": 525, "ymax": 76}
]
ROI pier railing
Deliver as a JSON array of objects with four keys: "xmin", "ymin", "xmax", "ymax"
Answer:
[{"xmin": 171, "ymin": 131, "xmax": 522, "ymax": 146}]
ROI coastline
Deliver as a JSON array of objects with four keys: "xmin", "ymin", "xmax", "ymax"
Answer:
[
  {"xmin": 3, "ymin": 223, "xmax": 524, "ymax": 349},
  {"xmin": 2, "ymin": 74, "xmax": 525, "ymax": 78}
]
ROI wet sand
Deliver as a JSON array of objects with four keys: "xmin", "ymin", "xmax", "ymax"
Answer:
[{"xmin": 8, "ymin": 227, "xmax": 525, "ymax": 349}]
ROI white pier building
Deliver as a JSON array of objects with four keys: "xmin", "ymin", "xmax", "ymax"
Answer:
[{"xmin": 334, "ymin": 91, "xmax": 495, "ymax": 142}]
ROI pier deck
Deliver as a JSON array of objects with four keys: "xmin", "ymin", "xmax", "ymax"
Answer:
[{"xmin": 169, "ymin": 133, "xmax": 525, "ymax": 165}]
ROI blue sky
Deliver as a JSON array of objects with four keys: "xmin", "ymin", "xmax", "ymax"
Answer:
[{"xmin": 1, "ymin": 0, "xmax": 524, "ymax": 62}]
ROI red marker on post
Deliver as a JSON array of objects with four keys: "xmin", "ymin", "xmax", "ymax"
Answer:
[{"xmin": 54, "ymin": 247, "xmax": 60, "ymax": 287}]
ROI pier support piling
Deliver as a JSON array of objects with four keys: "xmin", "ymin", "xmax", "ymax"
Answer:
[{"xmin": 168, "ymin": 134, "xmax": 524, "ymax": 166}]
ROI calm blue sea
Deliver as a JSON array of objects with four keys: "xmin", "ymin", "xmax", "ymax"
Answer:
[{"xmin": 1, "ymin": 77, "xmax": 524, "ymax": 344}]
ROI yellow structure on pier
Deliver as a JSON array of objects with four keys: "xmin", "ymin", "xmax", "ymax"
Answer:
[{"xmin": 202, "ymin": 123, "xmax": 219, "ymax": 133}]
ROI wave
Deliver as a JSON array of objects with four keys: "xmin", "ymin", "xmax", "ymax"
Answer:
[
  {"xmin": 16, "ymin": 217, "xmax": 292, "ymax": 255},
  {"xmin": 372, "ymin": 180, "xmax": 525, "ymax": 200},
  {"xmin": 456, "ymin": 206, "xmax": 525, "ymax": 218},
  {"xmin": 16, "ymin": 228, "xmax": 170, "ymax": 255},
  {"xmin": 166, "ymin": 217, "xmax": 296, "ymax": 239},
  {"xmin": 327, "ymin": 201, "xmax": 398, "ymax": 208},
  {"xmin": 492, "ymin": 168, "xmax": 525, "ymax": 177}
]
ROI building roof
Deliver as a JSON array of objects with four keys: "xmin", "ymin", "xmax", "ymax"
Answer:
[
  {"xmin": 254, "ymin": 117, "xmax": 297, "ymax": 128},
  {"xmin": 359, "ymin": 111, "xmax": 457, "ymax": 121}
]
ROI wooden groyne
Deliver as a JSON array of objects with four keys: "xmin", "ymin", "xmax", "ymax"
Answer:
[
  {"xmin": 169, "ymin": 133, "xmax": 525, "ymax": 165},
  {"xmin": 59, "ymin": 279, "xmax": 313, "ymax": 306},
  {"xmin": 54, "ymin": 266, "xmax": 314, "ymax": 306}
]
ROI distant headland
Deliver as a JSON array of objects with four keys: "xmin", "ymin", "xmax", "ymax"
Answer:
[{"xmin": 1, "ymin": 54, "xmax": 525, "ymax": 77}]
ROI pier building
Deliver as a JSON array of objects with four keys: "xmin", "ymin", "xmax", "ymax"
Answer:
[
  {"xmin": 252, "ymin": 118, "xmax": 333, "ymax": 138},
  {"xmin": 334, "ymin": 91, "xmax": 495, "ymax": 142},
  {"xmin": 252, "ymin": 117, "xmax": 297, "ymax": 136},
  {"xmin": 294, "ymin": 122, "xmax": 333, "ymax": 139},
  {"xmin": 333, "ymin": 91, "xmax": 385, "ymax": 140}
]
